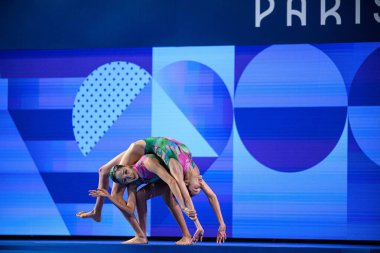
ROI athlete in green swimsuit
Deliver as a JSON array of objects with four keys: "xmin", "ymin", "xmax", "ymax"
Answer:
[{"xmin": 77, "ymin": 137, "xmax": 226, "ymax": 244}]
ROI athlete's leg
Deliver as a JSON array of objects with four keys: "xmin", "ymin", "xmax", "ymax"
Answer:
[
  {"xmin": 109, "ymin": 183, "xmax": 147, "ymax": 244},
  {"xmin": 76, "ymin": 141, "xmax": 145, "ymax": 221},
  {"xmin": 161, "ymin": 183, "xmax": 192, "ymax": 245},
  {"xmin": 119, "ymin": 140, "xmax": 146, "ymax": 165},
  {"xmin": 76, "ymin": 151, "xmax": 125, "ymax": 221},
  {"xmin": 117, "ymin": 182, "xmax": 158, "ymax": 245},
  {"xmin": 136, "ymin": 181, "xmax": 192, "ymax": 245},
  {"xmin": 136, "ymin": 180, "xmax": 185, "ymax": 235},
  {"xmin": 136, "ymin": 182, "xmax": 165, "ymax": 235}
]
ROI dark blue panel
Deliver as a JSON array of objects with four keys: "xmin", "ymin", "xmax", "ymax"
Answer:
[
  {"xmin": 192, "ymin": 157, "xmax": 218, "ymax": 175},
  {"xmin": 9, "ymin": 110, "xmax": 75, "ymax": 140},
  {"xmin": 1, "ymin": 48, "xmax": 152, "ymax": 78},
  {"xmin": 40, "ymin": 172, "xmax": 109, "ymax": 203},
  {"xmin": 0, "ymin": 0, "xmax": 379, "ymax": 50},
  {"xmin": 235, "ymin": 107, "xmax": 347, "ymax": 140},
  {"xmin": 7, "ymin": 78, "xmax": 40, "ymax": 109},
  {"xmin": 349, "ymin": 48, "xmax": 380, "ymax": 106},
  {"xmin": 235, "ymin": 107, "xmax": 347, "ymax": 172}
]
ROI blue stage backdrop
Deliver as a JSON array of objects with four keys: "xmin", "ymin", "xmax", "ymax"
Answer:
[{"xmin": 0, "ymin": 42, "xmax": 380, "ymax": 241}]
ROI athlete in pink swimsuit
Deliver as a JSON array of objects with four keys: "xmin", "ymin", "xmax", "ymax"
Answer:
[
  {"xmin": 109, "ymin": 148, "xmax": 226, "ymax": 244},
  {"xmin": 77, "ymin": 137, "xmax": 226, "ymax": 244}
]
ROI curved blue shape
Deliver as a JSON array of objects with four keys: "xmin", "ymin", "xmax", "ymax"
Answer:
[
  {"xmin": 155, "ymin": 61, "xmax": 233, "ymax": 156},
  {"xmin": 235, "ymin": 107, "xmax": 347, "ymax": 172},
  {"xmin": 348, "ymin": 48, "xmax": 380, "ymax": 165},
  {"xmin": 314, "ymin": 42, "xmax": 380, "ymax": 95},
  {"xmin": 235, "ymin": 44, "xmax": 347, "ymax": 172},
  {"xmin": 235, "ymin": 44, "xmax": 347, "ymax": 108},
  {"xmin": 349, "ymin": 48, "xmax": 380, "ymax": 106}
]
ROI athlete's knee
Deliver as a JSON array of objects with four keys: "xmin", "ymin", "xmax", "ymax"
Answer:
[
  {"xmin": 162, "ymin": 190, "xmax": 175, "ymax": 206},
  {"xmin": 124, "ymin": 143, "xmax": 135, "ymax": 154},
  {"xmin": 164, "ymin": 188, "xmax": 173, "ymax": 201},
  {"xmin": 127, "ymin": 141, "xmax": 144, "ymax": 155}
]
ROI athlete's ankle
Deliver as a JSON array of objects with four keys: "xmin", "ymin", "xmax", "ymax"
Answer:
[{"xmin": 136, "ymin": 234, "xmax": 147, "ymax": 239}]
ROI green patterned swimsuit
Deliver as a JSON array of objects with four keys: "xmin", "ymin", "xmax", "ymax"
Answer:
[{"xmin": 143, "ymin": 137, "xmax": 195, "ymax": 174}]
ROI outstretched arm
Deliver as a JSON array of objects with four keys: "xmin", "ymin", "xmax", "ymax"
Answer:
[
  {"xmin": 89, "ymin": 184, "xmax": 137, "ymax": 217},
  {"xmin": 167, "ymin": 159, "xmax": 199, "ymax": 218},
  {"xmin": 201, "ymin": 179, "xmax": 227, "ymax": 243},
  {"xmin": 165, "ymin": 159, "xmax": 206, "ymax": 242}
]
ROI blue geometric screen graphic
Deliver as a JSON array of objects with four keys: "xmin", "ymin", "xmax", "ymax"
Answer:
[
  {"xmin": 0, "ymin": 43, "xmax": 379, "ymax": 240},
  {"xmin": 73, "ymin": 61, "xmax": 151, "ymax": 156},
  {"xmin": 235, "ymin": 44, "xmax": 347, "ymax": 172}
]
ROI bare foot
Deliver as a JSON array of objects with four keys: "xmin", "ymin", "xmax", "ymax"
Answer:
[
  {"xmin": 76, "ymin": 210, "xmax": 101, "ymax": 222},
  {"xmin": 176, "ymin": 236, "xmax": 192, "ymax": 245},
  {"xmin": 121, "ymin": 236, "xmax": 148, "ymax": 244}
]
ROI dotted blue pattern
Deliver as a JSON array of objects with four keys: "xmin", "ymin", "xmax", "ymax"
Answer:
[{"xmin": 72, "ymin": 61, "xmax": 151, "ymax": 156}]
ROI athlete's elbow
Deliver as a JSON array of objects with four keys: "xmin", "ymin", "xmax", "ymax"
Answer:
[
  {"xmin": 208, "ymin": 193, "xmax": 217, "ymax": 202},
  {"xmin": 99, "ymin": 166, "xmax": 108, "ymax": 176}
]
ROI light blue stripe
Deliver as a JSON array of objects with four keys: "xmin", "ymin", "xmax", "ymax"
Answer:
[{"xmin": 349, "ymin": 106, "xmax": 380, "ymax": 165}]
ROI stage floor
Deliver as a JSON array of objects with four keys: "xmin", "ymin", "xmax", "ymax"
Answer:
[
  {"xmin": 1, "ymin": 240, "xmax": 379, "ymax": 253},
  {"xmin": 0, "ymin": 240, "xmax": 380, "ymax": 253}
]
